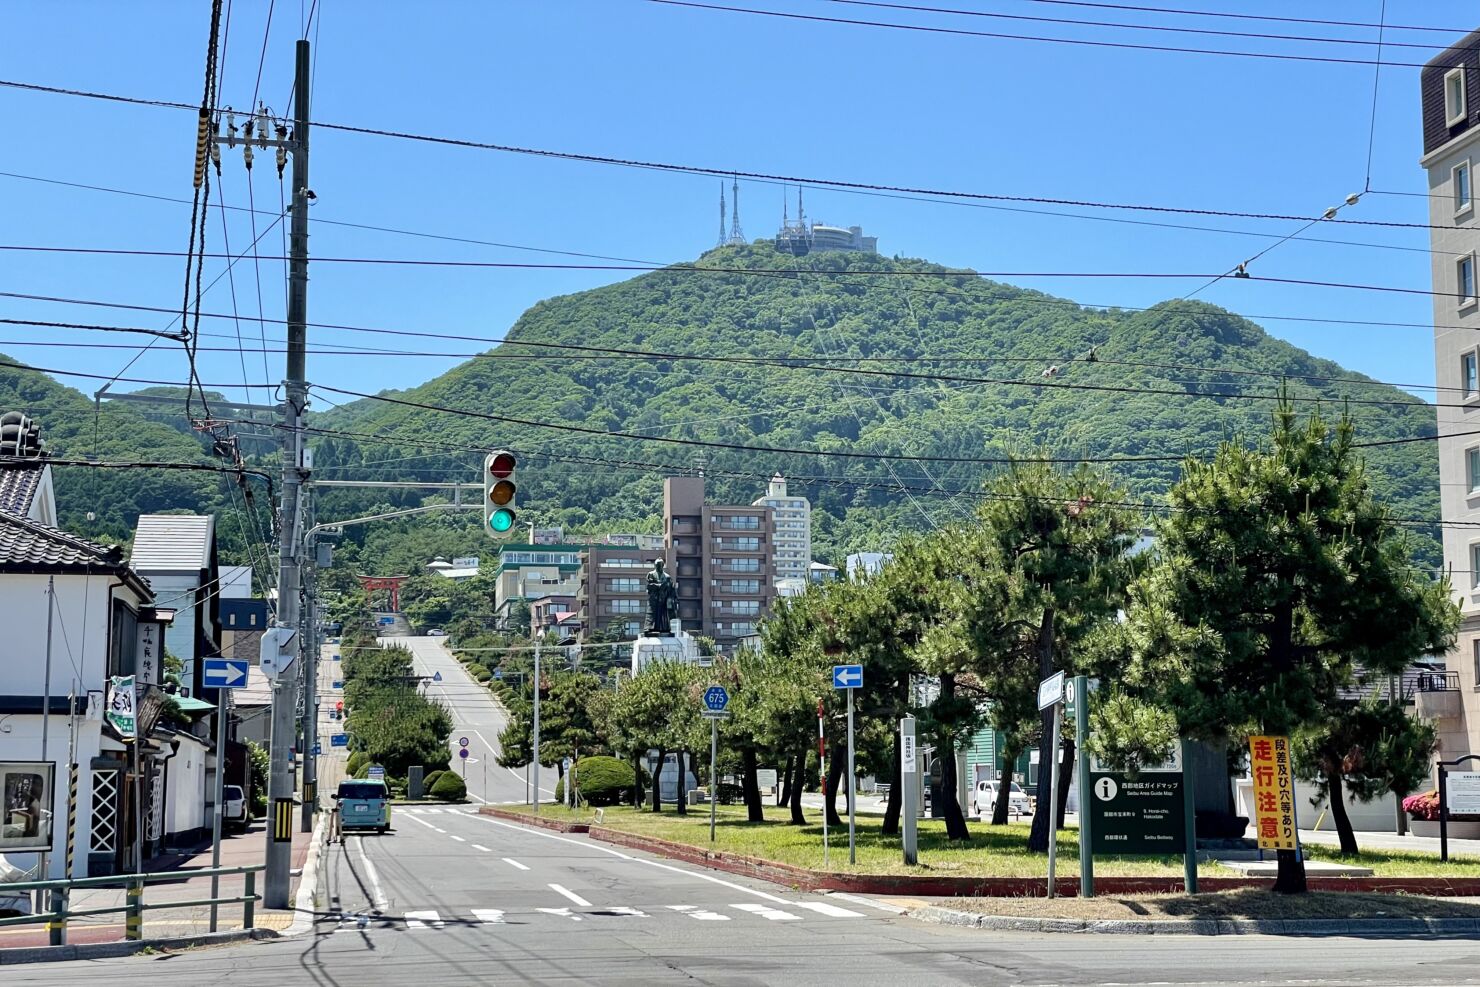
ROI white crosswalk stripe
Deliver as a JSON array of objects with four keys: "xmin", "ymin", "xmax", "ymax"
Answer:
[
  {"xmin": 405, "ymin": 910, "xmax": 444, "ymax": 930},
  {"xmin": 795, "ymin": 901, "xmax": 866, "ymax": 918},
  {"xmin": 731, "ymin": 903, "xmax": 801, "ymax": 921},
  {"xmin": 668, "ymin": 904, "xmax": 730, "ymax": 921},
  {"xmin": 537, "ymin": 907, "xmax": 583, "ymax": 922},
  {"xmin": 471, "ymin": 909, "xmax": 505, "ymax": 924}
]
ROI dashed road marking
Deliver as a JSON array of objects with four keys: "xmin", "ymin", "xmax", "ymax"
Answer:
[
  {"xmin": 732, "ymin": 902, "xmax": 802, "ymax": 921},
  {"xmin": 795, "ymin": 901, "xmax": 865, "ymax": 918},
  {"xmin": 536, "ymin": 907, "xmax": 582, "ymax": 922},
  {"xmin": 668, "ymin": 904, "xmax": 730, "ymax": 921},
  {"xmin": 405, "ymin": 910, "xmax": 444, "ymax": 930},
  {"xmin": 502, "ymin": 857, "xmax": 530, "ymax": 871},
  {"xmin": 471, "ymin": 908, "xmax": 505, "ymax": 924},
  {"xmin": 449, "ymin": 834, "xmax": 467, "ymax": 842},
  {"xmin": 549, "ymin": 883, "xmax": 592, "ymax": 907},
  {"xmin": 471, "ymin": 844, "xmax": 493, "ymax": 853}
]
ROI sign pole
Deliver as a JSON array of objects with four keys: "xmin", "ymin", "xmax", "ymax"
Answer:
[
  {"xmin": 1073, "ymin": 675, "xmax": 1093, "ymax": 898},
  {"xmin": 901, "ymin": 715, "xmax": 918, "ymax": 866},
  {"xmin": 819, "ymin": 699, "xmax": 828, "ymax": 868},
  {"xmin": 209, "ymin": 690, "xmax": 229, "ymax": 932},
  {"xmin": 847, "ymin": 686, "xmax": 856, "ymax": 865},
  {"xmin": 1046, "ymin": 703, "xmax": 1061, "ymax": 899},
  {"xmin": 710, "ymin": 717, "xmax": 718, "ymax": 843},
  {"xmin": 532, "ymin": 638, "xmax": 541, "ymax": 816},
  {"xmin": 1181, "ymin": 736, "xmax": 1198, "ymax": 893},
  {"xmin": 1440, "ymin": 765, "xmax": 1450, "ymax": 863}
]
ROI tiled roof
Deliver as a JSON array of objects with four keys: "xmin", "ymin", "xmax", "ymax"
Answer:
[
  {"xmin": 0, "ymin": 461, "xmax": 44, "ymax": 515},
  {"xmin": 131, "ymin": 514, "xmax": 215, "ymax": 572},
  {"xmin": 0, "ymin": 508, "xmax": 125, "ymax": 571}
]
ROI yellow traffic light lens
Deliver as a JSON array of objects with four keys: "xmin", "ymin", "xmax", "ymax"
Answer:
[
  {"xmin": 489, "ymin": 479, "xmax": 515, "ymax": 505},
  {"xmin": 489, "ymin": 508, "xmax": 515, "ymax": 532}
]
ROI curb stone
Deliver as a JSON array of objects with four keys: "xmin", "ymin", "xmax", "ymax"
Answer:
[
  {"xmin": 0, "ymin": 928, "xmax": 277, "ymax": 965},
  {"xmin": 912, "ymin": 905, "xmax": 1480, "ymax": 936}
]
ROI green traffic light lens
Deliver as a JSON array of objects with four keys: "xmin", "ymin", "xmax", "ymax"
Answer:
[{"xmin": 489, "ymin": 509, "xmax": 515, "ymax": 533}]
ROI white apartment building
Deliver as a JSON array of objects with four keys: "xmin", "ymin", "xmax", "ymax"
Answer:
[
  {"xmin": 754, "ymin": 474, "xmax": 811, "ymax": 588},
  {"xmin": 1420, "ymin": 33, "xmax": 1480, "ymax": 761}
]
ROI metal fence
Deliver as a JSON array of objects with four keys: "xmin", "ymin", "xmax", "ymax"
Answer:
[{"xmin": 0, "ymin": 865, "xmax": 262, "ymax": 946}]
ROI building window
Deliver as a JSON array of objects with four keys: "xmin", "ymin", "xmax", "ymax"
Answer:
[
  {"xmin": 1458, "ymin": 161, "xmax": 1474, "ymax": 215},
  {"xmin": 1466, "ymin": 351, "xmax": 1479, "ymax": 398},
  {"xmin": 609, "ymin": 578, "xmax": 641, "ymax": 593},
  {"xmin": 1447, "ymin": 66, "xmax": 1468, "ymax": 128},
  {"xmin": 1462, "ymin": 255, "xmax": 1479, "ymax": 308},
  {"xmin": 719, "ymin": 515, "xmax": 760, "ymax": 530},
  {"xmin": 1472, "ymin": 543, "xmax": 1480, "ymax": 589},
  {"xmin": 610, "ymin": 599, "xmax": 642, "ymax": 614},
  {"xmin": 1470, "ymin": 447, "xmax": 1480, "ymax": 494},
  {"xmin": 727, "ymin": 579, "xmax": 760, "ymax": 593}
]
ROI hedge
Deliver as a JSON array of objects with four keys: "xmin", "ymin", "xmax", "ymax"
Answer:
[
  {"xmin": 346, "ymin": 751, "xmax": 369, "ymax": 776},
  {"xmin": 429, "ymin": 770, "xmax": 467, "ymax": 801},
  {"xmin": 553, "ymin": 755, "xmax": 638, "ymax": 807},
  {"xmin": 468, "ymin": 664, "xmax": 492, "ymax": 682},
  {"xmin": 422, "ymin": 769, "xmax": 446, "ymax": 794}
]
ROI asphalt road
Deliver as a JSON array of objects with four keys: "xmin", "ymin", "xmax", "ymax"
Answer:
[
  {"xmin": 13, "ymin": 806, "xmax": 1480, "ymax": 986},
  {"xmin": 389, "ymin": 633, "xmax": 551, "ymax": 806}
]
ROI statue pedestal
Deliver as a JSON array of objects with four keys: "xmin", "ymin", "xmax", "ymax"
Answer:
[{"xmin": 631, "ymin": 625, "xmax": 703, "ymax": 674}]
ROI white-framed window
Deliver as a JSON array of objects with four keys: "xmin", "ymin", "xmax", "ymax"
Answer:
[
  {"xmin": 1473, "ymin": 639, "xmax": 1480, "ymax": 688},
  {"xmin": 609, "ymin": 599, "xmax": 642, "ymax": 614},
  {"xmin": 1465, "ymin": 351, "xmax": 1480, "ymax": 399},
  {"xmin": 608, "ymin": 577, "xmax": 641, "ymax": 593},
  {"xmin": 1458, "ymin": 160, "xmax": 1474, "ymax": 216},
  {"xmin": 1470, "ymin": 542, "xmax": 1480, "ymax": 589},
  {"xmin": 1462, "ymin": 254, "xmax": 1479, "ymax": 309},
  {"xmin": 1447, "ymin": 66, "xmax": 1468, "ymax": 128},
  {"xmin": 1468, "ymin": 446, "xmax": 1480, "ymax": 493}
]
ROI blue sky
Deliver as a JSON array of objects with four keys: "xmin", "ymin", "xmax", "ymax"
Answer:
[{"xmin": 1, "ymin": 1, "xmax": 1475, "ymax": 409}]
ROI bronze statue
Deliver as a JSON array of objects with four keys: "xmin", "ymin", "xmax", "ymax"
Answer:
[{"xmin": 645, "ymin": 558, "xmax": 678, "ymax": 635}]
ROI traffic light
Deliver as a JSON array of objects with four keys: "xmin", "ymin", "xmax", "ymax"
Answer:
[{"xmin": 484, "ymin": 449, "xmax": 517, "ymax": 536}]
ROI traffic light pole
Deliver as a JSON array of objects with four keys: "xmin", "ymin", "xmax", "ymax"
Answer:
[{"xmin": 265, "ymin": 38, "xmax": 311, "ymax": 911}]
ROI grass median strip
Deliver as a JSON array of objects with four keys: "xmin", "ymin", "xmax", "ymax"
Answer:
[{"xmin": 494, "ymin": 803, "xmax": 1480, "ymax": 879}]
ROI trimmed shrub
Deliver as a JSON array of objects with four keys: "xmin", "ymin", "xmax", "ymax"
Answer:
[
  {"xmin": 469, "ymin": 664, "xmax": 492, "ymax": 682},
  {"xmin": 555, "ymin": 755, "xmax": 637, "ymax": 807},
  {"xmin": 423, "ymin": 769, "xmax": 446, "ymax": 794},
  {"xmin": 429, "ymin": 770, "xmax": 467, "ymax": 802},
  {"xmin": 346, "ymin": 751, "xmax": 369, "ymax": 776}
]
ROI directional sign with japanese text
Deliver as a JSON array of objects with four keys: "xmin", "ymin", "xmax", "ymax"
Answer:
[
  {"xmin": 832, "ymin": 664, "xmax": 863, "ymax": 689},
  {"xmin": 1037, "ymin": 671, "xmax": 1066, "ymax": 710},
  {"xmin": 1249, "ymin": 735, "xmax": 1297, "ymax": 850},
  {"xmin": 331, "ymin": 734, "xmax": 349, "ymax": 748},
  {"xmin": 1088, "ymin": 768, "xmax": 1185, "ymax": 855},
  {"xmin": 203, "ymin": 657, "xmax": 250, "ymax": 689}
]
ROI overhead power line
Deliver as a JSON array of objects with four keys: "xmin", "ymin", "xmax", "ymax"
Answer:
[
  {"xmin": 1011, "ymin": 0, "xmax": 1471, "ymax": 35},
  {"xmin": 0, "ymin": 76, "xmax": 1464, "ymax": 231},
  {"xmin": 639, "ymin": 0, "xmax": 1443, "ymax": 68}
]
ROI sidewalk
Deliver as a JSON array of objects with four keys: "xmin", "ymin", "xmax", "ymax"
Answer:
[{"xmin": 0, "ymin": 818, "xmax": 313, "ymax": 951}]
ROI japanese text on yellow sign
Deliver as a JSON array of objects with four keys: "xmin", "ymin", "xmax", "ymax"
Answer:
[{"xmin": 1249, "ymin": 735, "xmax": 1296, "ymax": 850}]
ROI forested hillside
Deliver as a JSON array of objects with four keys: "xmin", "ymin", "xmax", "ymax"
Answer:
[
  {"xmin": 0, "ymin": 242, "xmax": 1443, "ymax": 575},
  {"xmin": 314, "ymin": 243, "xmax": 1442, "ymax": 569}
]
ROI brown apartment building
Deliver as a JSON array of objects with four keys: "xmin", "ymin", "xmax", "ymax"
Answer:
[
  {"xmin": 664, "ymin": 476, "xmax": 775, "ymax": 653},
  {"xmin": 577, "ymin": 543, "xmax": 666, "ymax": 641}
]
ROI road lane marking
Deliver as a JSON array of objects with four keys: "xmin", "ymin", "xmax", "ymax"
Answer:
[
  {"xmin": 405, "ymin": 909, "xmax": 443, "ymax": 930},
  {"xmin": 549, "ymin": 883, "xmax": 592, "ymax": 907},
  {"xmin": 352, "ymin": 836, "xmax": 389, "ymax": 912},
  {"xmin": 472, "ymin": 908, "xmax": 505, "ymax": 924},
  {"xmin": 732, "ymin": 903, "xmax": 801, "ymax": 921},
  {"xmin": 423, "ymin": 808, "xmax": 443, "ymax": 814},
  {"xmin": 667, "ymin": 904, "xmax": 729, "ymax": 921},
  {"xmin": 449, "ymin": 834, "xmax": 467, "ymax": 842},
  {"xmin": 795, "ymin": 901, "xmax": 865, "ymax": 918},
  {"xmin": 598, "ymin": 906, "xmax": 647, "ymax": 917},
  {"xmin": 536, "ymin": 907, "xmax": 582, "ymax": 922},
  {"xmin": 825, "ymin": 891, "xmax": 907, "ymax": 914},
  {"xmin": 474, "ymin": 815, "xmax": 793, "ymax": 904},
  {"xmin": 471, "ymin": 844, "xmax": 493, "ymax": 853},
  {"xmin": 502, "ymin": 857, "xmax": 530, "ymax": 871},
  {"xmin": 403, "ymin": 813, "xmax": 439, "ymax": 830}
]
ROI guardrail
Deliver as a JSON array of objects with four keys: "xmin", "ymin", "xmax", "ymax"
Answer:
[
  {"xmin": 0, "ymin": 865, "xmax": 262, "ymax": 946},
  {"xmin": 1414, "ymin": 670, "xmax": 1461, "ymax": 694}
]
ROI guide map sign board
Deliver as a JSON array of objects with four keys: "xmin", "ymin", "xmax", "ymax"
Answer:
[
  {"xmin": 1087, "ymin": 749, "xmax": 1184, "ymax": 855},
  {"xmin": 1249, "ymin": 734, "xmax": 1297, "ymax": 850}
]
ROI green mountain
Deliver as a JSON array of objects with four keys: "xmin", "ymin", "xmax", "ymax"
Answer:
[
  {"xmin": 310, "ymin": 242, "xmax": 1442, "ymax": 570},
  {"xmin": 0, "ymin": 359, "xmax": 275, "ymax": 578}
]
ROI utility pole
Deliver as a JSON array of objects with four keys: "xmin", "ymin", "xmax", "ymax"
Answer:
[
  {"xmin": 299, "ymin": 489, "xmax": 318, "ymax": 832},
  {"xmin": 532, "ymin": 637, "xmax": 542, "ymax": 815},
  {"xmin": 264, "ymin": 38, "xmax": 311, "ymax": 910}
]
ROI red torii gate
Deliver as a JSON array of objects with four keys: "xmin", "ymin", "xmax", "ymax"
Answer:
[{"xmin": 358, "ymin": 575, "xmax": 409, "ymax": 612}]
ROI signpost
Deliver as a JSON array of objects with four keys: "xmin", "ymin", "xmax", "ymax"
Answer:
[
  {"xmin": 702, "ymin": 685, "xmax": 730, "ymax": 842},
  {"xmin": 368, "ymin": 766, "xmax": 385, "ymax": 780},
  {"xmin": 1249, "ymin": 735, "xmax": 1297, "ymax": 851},
  {"xmin": 459, "ymin": 736, "xmax": 470, "ymax": 748},
  {"xmin": 833, "ymin": 665, "xmax": 862, "ymax": 864},
  {"xmin": 1437, "ymin": 755, "xmax": 1480, "ymax": 861},
  {"xmin": 331, "ymin": 733, "xmax": 348, "ymax": 748},
  {"xmin": 459, "ymin": 747, "xmax": 470, "ymax": 774},
  {"xmin": 900, "ymin": 715, "xmax": 918, "ymax": 865},
  {"xmin": 1072, "ymin": 675, "xmax": 1094, "ymax": 897},
  {"xmin": 818, "ymin": 699, "xmax": 828, "ymax": 867},
  {"xmin": 1087, "ymin": 749, "xmax": 1186, "ymax": 855},
  {"xmin": 1038, "ymin": 672, "xmax": 1066, "ymax": 898},
  {"xmin": 203, "ymin": 658, "xmax": 250, "ymax": 690},
  {"xmin": 202, "ymin": 660, "xmax": 248, "ymax": 934}
]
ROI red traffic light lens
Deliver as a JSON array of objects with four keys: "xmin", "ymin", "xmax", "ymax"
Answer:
[{"xmin": 489, "ymin": 452, "xmax": 515, "ymax": 478}]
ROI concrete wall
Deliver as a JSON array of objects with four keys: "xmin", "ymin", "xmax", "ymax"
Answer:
[{"xmin": 163, "ymin": 734, "xmax": 209, "ymax": 841}]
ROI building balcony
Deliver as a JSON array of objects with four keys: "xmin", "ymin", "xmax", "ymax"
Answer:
[{"xmin": 1413, "ymin": 671, "xmax": 1463, "ymax": 720}]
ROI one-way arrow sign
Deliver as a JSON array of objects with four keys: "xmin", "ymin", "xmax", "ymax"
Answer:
[
  {"xmin": 203, "ymin": 657, "xmax": 250, "ymax": 689},
  {"xmin": 832, "ymin": 664, "xmax": 863, "ymax": 689}
]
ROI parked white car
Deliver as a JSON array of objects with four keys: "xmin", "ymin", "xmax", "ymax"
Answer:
[
  {"xmin": 972, "ymin": 780, "xmax": 1033, "ymax": 817},
  {"xmin": 222, "ymin": 784, "xmax": 248, "ymax": 831}
]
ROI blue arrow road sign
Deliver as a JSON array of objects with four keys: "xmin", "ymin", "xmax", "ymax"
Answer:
[
  {"xmin": 703, "ymin": 685, "xmax": 729, "ymax": 712},
  {"xmin": 202, "ymin": 657, "xmax": 250, "ymax": 689},
  {"xmin": 331, "ymin": 734, "xmax": 349, "ymax": 747},
  {"xmin": 833, "ymin": 664, "xmax": 863, "ymax": 689}
]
